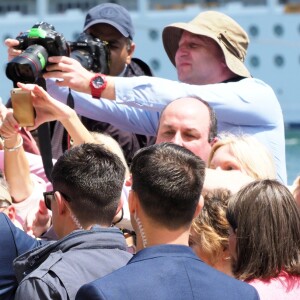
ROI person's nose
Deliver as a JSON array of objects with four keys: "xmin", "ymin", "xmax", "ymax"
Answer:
[
  {"xmin": 177, "ymin": 45, "xmax": 188, "ymax": 57},
  {"xmin": 171, "ymin": 132, "xmax": 183, "ymax": 146}
]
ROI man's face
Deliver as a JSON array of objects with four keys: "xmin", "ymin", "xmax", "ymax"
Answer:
[
  {"xmin": 156, "ymin": 98, "xmax": 212, "ymax": 163},
  {"xmin": 175, "ymin": 31, "xmax": 226, "ymax": 85},
  {"xmin": 86, "ymin": 23, "xmax": 134, "ymax": 76}
]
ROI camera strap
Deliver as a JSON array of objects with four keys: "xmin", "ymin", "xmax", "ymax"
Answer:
[
  {"xmin": 37, "ymin": 85, "xmax": 74, "ymax": 182},
  {"xmin": 62, "ymin": 89, "xmax": 74, "ymax": 152},
  {"xmin": 36, "ymin": 77, "xmax": 54, "ymax": 182}
]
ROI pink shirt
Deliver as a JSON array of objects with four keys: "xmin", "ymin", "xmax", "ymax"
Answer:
[{"xmin": 249, "ymin": 273, "xmax": 300, "ymax": 300}]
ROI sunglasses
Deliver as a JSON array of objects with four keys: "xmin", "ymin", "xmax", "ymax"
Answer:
[{"xmin": 43, "ymin": 191, "xmax": 71, "ymax": 210}]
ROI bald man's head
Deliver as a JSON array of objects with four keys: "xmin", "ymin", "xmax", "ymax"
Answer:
[{"xmin": 156, "ymin": 97, "xmax": 217, "ymax": 163}]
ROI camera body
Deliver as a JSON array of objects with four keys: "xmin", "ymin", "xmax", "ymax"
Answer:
[
  {"xmin": 69, "ymin": 32, "xmax": 110, "ymax": 74},
  {"xmin": 16, "ymin": 21, "xmax": 69, "ymax": 57},
  {"xmin": 6, "ymin": 21, "xmax": 69, "ymax": 83},
  {"xmin": 6, "ymin": 23, "xmax": 111, "ymax": 84}
]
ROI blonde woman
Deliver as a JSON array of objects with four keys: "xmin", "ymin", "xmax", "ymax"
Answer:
[
  {"xmin": 190, "ymin": 189, "xmax": 233, "ymax": 276},
  {"xmin": 190, "ymin": 134, "xmax": 277, "ymax": 275},
  {"xmin": 208, "ymin": 133, "xmax": 277, "ymax": 180}
]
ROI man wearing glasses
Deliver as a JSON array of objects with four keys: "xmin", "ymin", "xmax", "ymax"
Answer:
[{"xmin": 4, "ymin": 143, "xmax": 132, "ymax": 300}]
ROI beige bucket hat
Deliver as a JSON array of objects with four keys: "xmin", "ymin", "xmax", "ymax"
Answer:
[{"xmin": 162, "ymin": 11, "xmax": 251, "ymax": 78}]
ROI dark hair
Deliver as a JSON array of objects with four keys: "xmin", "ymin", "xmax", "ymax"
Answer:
[
  {"xmin": 226, "ymin": 179, "xmax": 300, "ymax": 281},
  {"xmin": 131, "ymin": 142, "xmax": 205, "ymax": 229},
  {"xmin": 158, "ymin": 97, "xmax": 217, "ymax": 143},
  {"xmin": 200, "ymin": 98, "xmax": 217, "ymax": 143},
  {"xmin": 51, "ymin": 143, "xmax": 125, "ymax": 226}
]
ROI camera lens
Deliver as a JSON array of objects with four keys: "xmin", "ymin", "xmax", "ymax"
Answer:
[
  {"xmin": 70, "ymin": 50, "xmax": 93, "ymax": 71},
  {"xmin": 6, "ymin": 44, "xmax": 48, "ymax": 83}
]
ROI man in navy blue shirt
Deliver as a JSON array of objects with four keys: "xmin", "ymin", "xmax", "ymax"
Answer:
[{"xmin": 76, "ymin": 143, "xmax": 259, "ymax": 300}]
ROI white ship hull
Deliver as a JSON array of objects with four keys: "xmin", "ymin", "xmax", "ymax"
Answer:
[{"xmin": 0, "ymin": 0, "xmax": 299, "ymax": 125}]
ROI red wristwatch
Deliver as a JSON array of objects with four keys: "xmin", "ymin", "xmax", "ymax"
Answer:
[{"xmin": 90, "ymin": 74, "xmax": 107, "ymax": 99}]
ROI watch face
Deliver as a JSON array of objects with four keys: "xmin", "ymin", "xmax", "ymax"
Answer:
[{"xmin": 92, "ymin": 76, "xmax": 104, "ymax": 88}]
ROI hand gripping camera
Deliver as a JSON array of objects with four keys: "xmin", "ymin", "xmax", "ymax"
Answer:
[
  {"xmin": 6, "ymin": 22, "xmax": 69, "ymax": 84},
  {"xmin": 6, "ymin": 22, "xmax": 111, "ymax": 84},
  {"xmin": 69, "ymin": 32, "xmax": 110, "ymax": 75}
]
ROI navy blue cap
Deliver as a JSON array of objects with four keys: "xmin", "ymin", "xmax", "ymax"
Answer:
[{"xmin": 83, "ymin": 3, "xmax": 134, "ymax": 39}]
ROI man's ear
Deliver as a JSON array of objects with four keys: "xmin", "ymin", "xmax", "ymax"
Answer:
[
  {"xmin": 128, "ymin": 189, "xmax": 138, "ymax": 215},
  {"xmin": 193, "ymin": 195, "xmax": 204, "ymax": 218},
  {"xmin": 55, "ymin": 191, "xmax": 68, "ymax": 215},
  {"xmin": 210, "ymin": 136, "xmax": 219, "ymax": 146},
  {"xmin": 126, "ymin": 42, "xmax": 135, "ymax": 64}
]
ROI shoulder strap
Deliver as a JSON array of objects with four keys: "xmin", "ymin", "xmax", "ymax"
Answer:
[{"xmin": 35, "ymin": 77, "xmax": 53, "ymax": 182}]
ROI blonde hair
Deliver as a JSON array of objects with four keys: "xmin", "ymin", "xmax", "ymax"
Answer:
[
  {"xmin": 208, "ymin": 133, "xmax": 276, "ymax": 180},
  {"xmin": 190, "ymin": 189, "xmax": 231, "ymax": 266},
  {"xmin": 90, "ymin": 132, "xmax": 130, "ymax": 179}
]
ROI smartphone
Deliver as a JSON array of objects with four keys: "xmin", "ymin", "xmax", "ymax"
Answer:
[{"xmin": 11, "ymin": 88, "xmax": 35, "ymax": 127}]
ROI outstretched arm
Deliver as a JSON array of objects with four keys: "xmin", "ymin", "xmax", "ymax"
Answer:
[
  {"xmin": 0, "ymin": 111, "xmax": 33, "ymax": 202},
  {"xmin": 17, "ymin": 83, "xmax": 95, "ymax": 146},
  {"xmin": 43, "ymin": 56, "xmax": 116, "ymax": 100}
]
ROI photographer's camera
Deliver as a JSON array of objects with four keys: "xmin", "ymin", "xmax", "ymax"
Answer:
[
  {"xmin": 6, "ymin": 22, "xmax": 69, "ymax": 83},
  {"xmin": 6, "ymin": 22, "xmax": 111, "ymax": 84},
  {"xmin": 69, "ymin": 32, "xmax": 110, "ymax": 74}
]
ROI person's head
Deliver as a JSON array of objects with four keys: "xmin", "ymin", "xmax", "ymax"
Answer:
[
  {"xmin": 90, "ymin": 131, "xmax": 130, "ymax": 226},
  {"xmin": 91, "ymin": 131, "xmax": 130, "ymax": 180},
  {"xmin": 47, "ymin": 143, "xmax": 126, "ymax": 238},
  {"xmin": 162, "ymin": 11, "xmax": 250, "ymax": 84},
  {"xmin": 130, "ymin": 142, "xmax": 205, "ymax": 236},
  {"xmin": 208, "ymin": 134, "xmax": 276, "ymax": 180},
  {"xmin": 190, "ymin": 189, "xmax": 232, "ymax": 276},
  {"xmin": 156, "ymin": 97, "xmax": 217, "ymax": 163},
  {"xmin": 226, "ymin": 179, "xmax": 300, "ymax": 281},
  {"xmin": 83, "ymin": 3, "xmax": 135, "ymax": 76}
]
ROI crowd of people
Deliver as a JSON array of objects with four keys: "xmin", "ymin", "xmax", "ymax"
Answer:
[{"xmin": 0, "ymin": 2, "xmax": 299, "ymax": 300}]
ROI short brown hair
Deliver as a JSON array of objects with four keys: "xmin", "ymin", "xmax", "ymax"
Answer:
[{"xmin": 131, "ymin": 143, "xmax": 205, "ymax": 230}]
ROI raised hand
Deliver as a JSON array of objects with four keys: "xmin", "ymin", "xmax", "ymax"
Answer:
[
  {"xmin": 43, "ymin": 56, "xmax": 94, "ymax": 94},
  {"xmin": 16, "ymin": 82, "xmax": 74, "ymax": 130},
  {"xmin": 5, "ymin": 38, "xmax": 21, "ymax": 61}
]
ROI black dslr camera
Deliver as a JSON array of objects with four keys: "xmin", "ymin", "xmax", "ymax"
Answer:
[
  {"xmin": 69, "ymin": 32, "xmax": 110, "ymax": 75},
  {"xmin": 6, "ymin": 22, "xmax": 69, "ymax": 84},
  {"xmin": 6, "ymin": 23, "xmax": 111, "ymax": 84}
]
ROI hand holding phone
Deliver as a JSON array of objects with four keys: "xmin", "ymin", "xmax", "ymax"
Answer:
[{"xmin": 11, "ymin": 88, "xmax": 35, "ymax": 127}]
